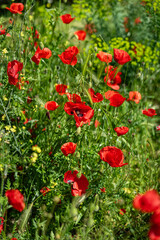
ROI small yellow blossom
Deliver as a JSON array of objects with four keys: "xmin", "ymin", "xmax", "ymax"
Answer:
[
  {"xmin": 123, "ymin": 188, "xmax": 131, "ymax": 194},
  {"xmin": 22, "ymin": 126, "xmax": 26, "ymax": 130},
  {"xmin": 0, "ymin": 164, "xmax": 3, "ymax": 171},
  {"xmin": 50, "ymin": 181, "xmax": 57, "ymax": 189},
  {"xmin": 2, "ymin": 115, "xmax": 6, "ymax": 121},
  {"xmin": 21, "ymin": 31, "xmax": 24, "ymax": 37},
  {"xmin": 2, "ymin": 48, "xmax": 8, "ymax": 54},
  {"xmin": 3, "ymin": 96, "xmax": 8, "ymax": 101},
  {"xmin": 10, "ymin": 127, "xmax": 16, "ymax": 133},
  {"xmin": 29, "ymin": 15, "xmax": 33, "ymax": 21},
  {"xmin": 5, "ymin": 126, "xmax": 11, "ymax": 131}
]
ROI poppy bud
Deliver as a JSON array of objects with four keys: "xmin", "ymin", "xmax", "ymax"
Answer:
[
  {"xmin": 94, "ymin": 205, "xmax": 99, "ymax": 212},
  {"xmin": 46, "ymin": 111, "xmax": 51, "ymax": 120},
  {"xmin": 89, "ymin": 82, "xmax": 92, "ymax": 88},
  {"xmin": 70, "ymin": 207, "xmax": 78, "ymax": 217},
  {"xmin": 76, "ymin": 127, "xmax": 81, "ymax": 135},
  {"xmin": 88, "ymin": 61, "xmax": 92, "ymax": 67},
  {"xmin": 53, "ymin": 196, "xmax": 61, "ymax": 203},
  {"xmin": 55, "ymin": 233, "xmax": 61, "ymax": 239},
  {"xmin": 88, "ymin": 217, "xmax": 94, "ymax": 227}
]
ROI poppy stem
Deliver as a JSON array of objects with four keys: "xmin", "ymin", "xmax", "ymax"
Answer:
[
  {"xmin": 113, "ymin": 64, "xmax": 122, "ymax": 79},
  {"xmin": 97, "ymin": 62, "xmax": 105, "ymax": 80}
]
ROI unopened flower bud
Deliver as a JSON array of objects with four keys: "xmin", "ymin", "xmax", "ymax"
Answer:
[{"xmin": 76, "ymin": 127, "xmax": 81, "ymax": 135}]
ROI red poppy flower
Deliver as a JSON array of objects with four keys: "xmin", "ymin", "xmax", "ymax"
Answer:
[
  {"xmin": 64, "ymin": 102, "xmax": 94, "ymax": 127},
  {"xmin": 60, "ymin": 14, "xmax": 75, "ymax": 24},
  {"xmin": 142, "ymin": 109, "xmax": 157, "ymax": 117},
  {"xmin": 95, "ymin": 120, "xmax": 101, "ymax": 128},
  {"xmin": 61, "ymin": 142, "xmax": 77, "ymax": 156},
  {"xmin": 7, "ymin": 60, "xmax": 23, "ymax": 86},
  {"xmin": 64, "ymin": 170, "xmax": 79, "ymax": 184},
  {"xmin": 0, "ymin": 26, "xmax": 11, "ymax": 37},
  {"xmin": 119, "ymin": 208, "xmax": 126, "ymax": 215},
  {"xmin": 88, "ymin": 88, "xmax": 103, "ymax": 103},
  {"xmin": 100, "ymin": 187, "xmax": 106, "ymax": 193},
  {"xmin": 30, "ymin": 27, "xmax": 39, "ymax": 39},
  {"xmin": 114, "ymin": 127, "xmax": 129, "ymax": 136},
  {"xmin": 66, "ymin": 93, "xmax": 82, "ymax": 103},
  {"xmin": 124, "ymin": 17, "xmax": 129, "ymax": 25},
  {"xmin": 104, "ymin": 66, "xmax": 122, "ymax": 90},
  {"xmin": 156, "ymin": 125, "xmax": 160, "ymax": 131},
  {"xmin": 85, "ymin": 23, "xmax": 97, "ymax": 34},
  {"xmin": 123, "ymin": 17, "xmax": 129, "ymax": 32},
  {"xmin": 5, "ymin": 189, "xmax": 25, "ymax": 212},
  {"xmin": 140, "ymin": 0, "xmax": 146, "ymax": 6},
  {"xmin": 71, "ymin": 174, "xmax": 89, "ymax": 196},
  {"xmin": 11, "ymin": 238, "xmax": 18, "ymax": 240},
  {"xmin": 23, "ymin": 118, "xmax": 31, "ymax": 125},
  {"xmin": 99, "ymin": 146, "xmax": 128, "ymax": 167},
  {"xmin": 148, "ymin": 225, "xmax": 160, "ymax": 240},
  {"xmin": 97, "ymin": 51, "xmax": 112, "ymax": 64},
  {"xmin": 40, "ymin": 187, "xmax": 50, "ymax": 196},
  {"xmin": 114, "ymin": 49, "xmax": 131, "ymax": 65},
  {"xmin": 58, "ymin": 46, "xmax": 79, "ymax": 66},
  {"xmin": 109, "ymin": 93, "xmax": 126, "ymax": 107},
  {"xmin": 6, "ymin": 3, "xmax": 24, "ymax": 14},
  {"xmin": 44, "ymin": 101, "xmax": 59, "ymax": 111},
  {"xmin": 0, "ymin": 217, "xmax": 4, "ymax": 234},
  {"xmin": 27, "ymin": 96, "xmax": 32, "ymax": 104},
  {"xmin": 74, "ymin": 30, "xmax": 86, "ymax": 41},
  {"xmin": 64, "ymin": 170, "xmax": 89, "ymax": 196},
  {"xmin": 55, "ymin": 84, "xmax": 68, "ymax": 95},
  {"xmin": 104, "ymin": 90, "xmax": 117, "ymax": 100},
  {"xmin": 31, "ymin": 47, "xmax": 52, "ymax": 65},
  {"xmin": 127, "ymin": 91, "xmax": 141, "ymax": 104},
  {"xmin": 135, "ymin": 17, "xmax": 141, "ymax": 24},
  {"xmin": 133, "ymin": 190, "xmax": 160, "ymax": 213},
  {"xmin": 151, "ymin": 208, "xmax": 160, "ymax": 226}
]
